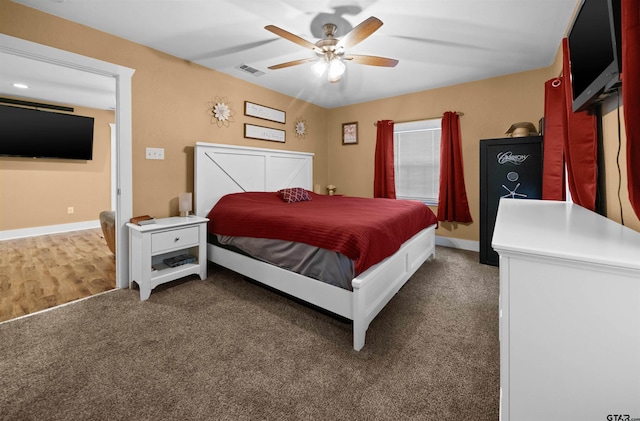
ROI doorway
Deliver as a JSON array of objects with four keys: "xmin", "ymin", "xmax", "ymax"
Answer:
[{"xmin": 0, "ymin": 34, "xmax": 134, "ymax": 290}]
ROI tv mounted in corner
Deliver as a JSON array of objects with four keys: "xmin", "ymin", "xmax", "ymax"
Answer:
[
  {"xmin": 567, "ymin": 0, "xmax": 622, "ymax": 113},
  {"xmin": 0, "ymin": 104, "xmax": 95, "ymax": 160}
]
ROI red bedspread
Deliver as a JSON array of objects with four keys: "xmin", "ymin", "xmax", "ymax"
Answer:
[{"xmin": 207, "ymin": 192, "xmax": 438, "ymax": 274}]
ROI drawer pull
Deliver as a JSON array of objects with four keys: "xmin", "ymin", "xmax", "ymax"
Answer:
[{"xmin": 174, "ymin": 237, "xmax": 180, "ymax": 242}]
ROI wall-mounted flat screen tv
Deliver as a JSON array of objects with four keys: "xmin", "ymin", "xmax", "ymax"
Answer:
[
  {"xmin": 567, "ymin": 0, "xmax": 621, "ymax": 113},
  {"xmin": 0, "ymin": 104, "xmax": 95, "ymax": 160}
]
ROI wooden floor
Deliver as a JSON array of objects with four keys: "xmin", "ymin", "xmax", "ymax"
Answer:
[{"xmin": 0, "ymin": 228, "xmax": 116, "ymax": 323}]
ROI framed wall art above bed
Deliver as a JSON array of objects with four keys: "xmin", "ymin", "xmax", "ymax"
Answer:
[
  {"xmin": 244, "ymin": 123, "xmax": 286, "ymax": 143},
  {"xmin": 244, "ymin": 101, "xmax": 286, "ymax": 124}
]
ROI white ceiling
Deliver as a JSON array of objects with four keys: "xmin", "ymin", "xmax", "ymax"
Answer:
[
  {"xmin": 3, "ymin": 0, "xmax": 578, "ymax": 110},
  {"xmin": 0, "ymin": 52, "xmax": 117, "ymax": 110}
]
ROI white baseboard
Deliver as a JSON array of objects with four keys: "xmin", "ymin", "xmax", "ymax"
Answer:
[
  {"xmin": 0, "ymin": 220, "xmax": 101, "ymax": 241},
  {"xmin": 435, "ymin": 235, "xmax": 479, "ymax": 252}
]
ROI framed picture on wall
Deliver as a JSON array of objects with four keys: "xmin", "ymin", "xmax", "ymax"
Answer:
[
  {"xmin": 342, "ymin": 122, "xmax": 358, "ymax": 145},
  {"xmin": 244, "ymin": 101, "xmax": 286, "ymax": 124},
  {"xmin": 244, "ymin": 123, "xmax": 286, "ymax": 143}
]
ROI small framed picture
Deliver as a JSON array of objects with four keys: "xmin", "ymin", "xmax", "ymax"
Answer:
[{"xmin": 342, "ymin": 122, "xmax": 358, "ymax": 145}]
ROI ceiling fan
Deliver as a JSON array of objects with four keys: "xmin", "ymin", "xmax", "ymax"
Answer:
[{"xmin": 265, "ymin": 16, "xmax": 398, "ymax": 83}]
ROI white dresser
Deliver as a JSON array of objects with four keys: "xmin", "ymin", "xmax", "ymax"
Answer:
[{"xmin": 492, "ymin": 199, "xmax": 640, "ymax": 421}]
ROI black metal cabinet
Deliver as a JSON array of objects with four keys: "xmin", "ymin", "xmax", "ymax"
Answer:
[{"xmin": 479, "ymin": 136, "xmax": 543, "ymax": 266}]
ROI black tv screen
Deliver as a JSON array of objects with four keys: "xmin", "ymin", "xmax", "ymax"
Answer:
[
  {"xmin": 0, "ymin": 104, "xmax": 95, "ymax": 160},
  {"xmin": 567, "ymin": 0, "xmax": 621, "ymax": 113}
]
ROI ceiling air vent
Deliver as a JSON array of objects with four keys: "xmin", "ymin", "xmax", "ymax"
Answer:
[{"xmin": 235, "ymin": 64, "xmax": 265, "ymax": 77}]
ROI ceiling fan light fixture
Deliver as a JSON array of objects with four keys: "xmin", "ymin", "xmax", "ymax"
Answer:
[
  {"xmin": 311, "ymin": 59, "xmax": 328, "ymax": 78},
  {"xmin": 327, "ymin": 58, "xmax": 345, "ymax": 83},
  {"xmin": 266, "ymin": 16, "xmax": 396, "ymax": 84}
]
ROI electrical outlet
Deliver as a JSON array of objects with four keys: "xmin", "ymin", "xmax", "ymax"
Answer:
[
  {"xmin": 67, "ymin": 207, "xmax": 74, "ymax": 214},
  {"xmin": 146, "ymin": 147, "xmax": 164, "ymax": 160}
]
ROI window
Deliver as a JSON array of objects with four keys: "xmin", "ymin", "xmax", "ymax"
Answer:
[{"xmin": 394, "ymin": 119, "xmax": 441, "ymax": 206}]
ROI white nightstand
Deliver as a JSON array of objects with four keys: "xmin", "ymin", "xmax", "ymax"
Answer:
[{"xmin": 127, "ymin": 215, "xmax": 209, "ymax": 300}]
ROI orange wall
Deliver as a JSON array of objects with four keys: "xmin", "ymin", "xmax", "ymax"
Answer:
[
  {"xmin": 326, "ymin": 45, "xmax": 640, "ymax": 238},
  {"xmin": 0, "ymin": 101, "xmax": 113, "ymax": 230},
  {"xmin": 0, "ymin": 0, "xmax": 329, "ymax": 223},
  {"xmin": 128, "ymin": 53, "xmax": 328, "ymax": 217},
  {"xmin": 2, "ymin": 0, "xmax": 637, "ymax": 239},
  {"xmin": 602, "ymin": 104, "xmax": 639, "ymax": 231},
  {"xmin": 327, "ymin": 67, "xmax": 554, "ymax": 241}
]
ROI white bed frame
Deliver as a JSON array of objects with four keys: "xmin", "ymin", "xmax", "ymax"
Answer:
[{"xmin": 194, "ymin": 142, "xmax": 436, "ymax": 351}]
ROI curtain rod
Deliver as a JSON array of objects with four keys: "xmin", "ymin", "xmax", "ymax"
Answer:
[{"xmin": 373, "ymin": 112, "xmax": 464, "ymax": 126}]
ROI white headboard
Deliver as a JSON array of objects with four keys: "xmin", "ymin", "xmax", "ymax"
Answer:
[{"xmin": 194, "ymin": 142, "xmax": 314, "ymax": 217}]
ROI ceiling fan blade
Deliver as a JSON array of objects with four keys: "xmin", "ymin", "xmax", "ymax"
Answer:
[
  {"xmin": 265, "ymin": 25, "xmax": 322, "ymax": 53},
  {"xmin": 268, "ymin": 58, "xmax": 316, "ymax": 70},
  {"xmin": 344, "ymin": 54, "xmax": 399, "ymax": 67},
  {"xmin": 336, "ymin": 16, "xmax": 383, "ymax": 50}
]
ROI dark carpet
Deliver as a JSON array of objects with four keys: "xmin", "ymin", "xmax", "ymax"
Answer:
[{"xmin": 0, "ymin": 246, "xmax": 499, "ymax": 420}]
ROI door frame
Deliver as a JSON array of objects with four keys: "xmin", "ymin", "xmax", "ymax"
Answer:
[{"xmin": 0, "ymin": 34, "xmax": 135, "ymax": 289}]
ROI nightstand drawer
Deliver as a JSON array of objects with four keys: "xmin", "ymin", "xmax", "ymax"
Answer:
[{"xmin": 151, "ymin": 226, "xmax": 199, "ymax": 253}]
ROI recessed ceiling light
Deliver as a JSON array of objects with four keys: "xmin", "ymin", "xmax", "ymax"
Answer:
[{"xmin": 13, "ymin": 83, "xmax": 29, "ymax": 89}]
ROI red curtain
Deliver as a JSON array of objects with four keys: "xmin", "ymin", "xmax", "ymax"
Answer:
[
  {"xmin": 623, "ymin": 0, "xmax": 640, "ymax": 219},
  {"xmin": 373, "ymin": 120, "xmax": 396, "ymax": 199},
  {"xmin": 542, "ymin": 39, "xmax": 598, "ymax": 210},
  {"xmin": 542, "ymin": 78, "xmax": 566, "ymax": 201},
  {"xmin": 562, "ymin": 38, "xmax": 599, "ymax": 211},
  {"xmin": 437, "ymin": 112, "xmax": 472, "ymax": 222}
]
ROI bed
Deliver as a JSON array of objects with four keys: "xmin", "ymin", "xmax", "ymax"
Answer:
[{"xmin": 194, "ymin": 142, "xmax": 437, "ymax": 351}]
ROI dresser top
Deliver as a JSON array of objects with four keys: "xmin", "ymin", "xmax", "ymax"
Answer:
[{"xmin": 492, "ymin": 199, "xmax": 640, "ymax": 271}]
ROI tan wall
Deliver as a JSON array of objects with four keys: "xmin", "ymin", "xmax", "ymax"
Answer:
[
  {"xmin": 326, "ymin": 67, "xmax": 554, "ymax": 241},
  {"xmin": 602, "ymin": 105, "xmax": 640, "ymax": 231},
  {"xmin": 129, "ymin": 57, "xmax": 327, "ymax": 217},
  {"xmin": 0, "ymin": 101, "xmax": 113, "ymax": 230},
  {"xmin": 3, "ymin": 0, "xmax": 637, "ymax": 238},
  {"xmin": 326, "ymin": 42, "xmax": 640, "ymax": 238},
  {"xmin": 0, "ymin": 0, "xmax": 329, "ymax": 222}
]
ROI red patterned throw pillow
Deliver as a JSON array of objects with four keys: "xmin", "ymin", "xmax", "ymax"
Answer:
[{"xmin": 278, "ymin": 187, "xmax": 311, "ymax": 203}]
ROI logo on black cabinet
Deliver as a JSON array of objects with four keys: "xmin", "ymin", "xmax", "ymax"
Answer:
[{"xmin": 497, "ymin": 151, "xmax": 530, "ymax": 165}]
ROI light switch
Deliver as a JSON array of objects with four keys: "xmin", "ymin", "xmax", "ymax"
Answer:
[{"xmin": 146, "ymin": 147, "xmax": 164, "ymax": 160}]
